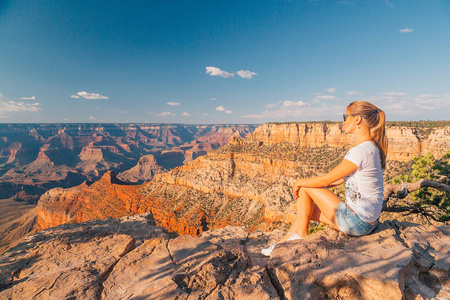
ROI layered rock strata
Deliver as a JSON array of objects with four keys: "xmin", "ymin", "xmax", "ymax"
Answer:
[
  {"xmin": 117, "ymin": 154, "xmax": 167, "ymax": 183},
  {"xmin": 1, "ymin": 216, "xmax": 449, "ymax": 299},
  {"xmin": 35, "ymin": 122, "xmax": 450, "ymax": 237},
  {"xmin": 250, "ymin": 123, "xmax": 450, "ymax": 161},
  {"xmin": 36, "ymin": 141, "xmax": 350, "ymax": 235},
  {"xmin": 0, "ymin": 123, "xmax": 257, "ymax": 200}
]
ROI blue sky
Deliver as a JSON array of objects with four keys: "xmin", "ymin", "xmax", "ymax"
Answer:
[{"xmin": 1, "ymin": 0, "xmax": 449, "ymax": 123}]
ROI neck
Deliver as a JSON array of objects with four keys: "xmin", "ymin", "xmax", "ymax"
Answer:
[{"xmin": 354, "ymin": 128, "xmax": 372, "ymax": 145}]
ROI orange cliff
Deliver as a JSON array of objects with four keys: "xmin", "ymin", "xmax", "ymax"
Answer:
[
  {"xmin": 36, "ymin": 123, "xmax": 450, "ymax": 236},
  {"xmin": 37, "ymin": 172, "xmax": 142, "ymax": 230},
  {"xmin": 249, "ymin": 123, "xmax": 450, "ymax": 161},
  {"xmin": 36, "ymin": 171, "xmax": 212, "ymax": 236}
]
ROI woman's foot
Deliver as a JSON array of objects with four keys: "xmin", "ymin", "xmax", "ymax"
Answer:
[
  {"xmin": 261, "ymin": 233, "xmax": 303, "ymax": 257},
  {"xmin": 261, "ymin": 243, "xmax": 277, "ymax": 256},
  {"xmin": 287, "ymin": 232, "xmax": 303, "ymax": 241}
]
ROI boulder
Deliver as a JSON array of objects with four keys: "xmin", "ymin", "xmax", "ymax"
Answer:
[
  {"xmin": 268, "ymin": 220, "xmax": 450, "ymax": 299},
  {"xmin": 1, "ymin": 216, "xmax": 449, "ymax": 300}
]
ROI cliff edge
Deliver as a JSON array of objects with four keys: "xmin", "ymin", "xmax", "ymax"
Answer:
[{"xmin": 1, "ymin": 215, "xmax": 449, "ymax": 299}]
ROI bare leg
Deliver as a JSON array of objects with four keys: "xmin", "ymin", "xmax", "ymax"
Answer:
[
  {"xmin": 303, "ymin": 187, "xmax": 341, "ymax": 229},
  {"xmin": 279, "ymin": 216, "xmax": 300, "ymax": 243},
  {"xmin": 280, "ymin": 187, "xmax": 341, "ymax": 241}
]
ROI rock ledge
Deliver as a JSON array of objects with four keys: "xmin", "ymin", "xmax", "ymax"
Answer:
[{"xmin": 0, "ymin": 216, "xmax": 448, "ymax": 300}]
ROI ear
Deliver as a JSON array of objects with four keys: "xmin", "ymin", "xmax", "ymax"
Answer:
[{"xmin": 355, "ymin": 115, "xmax": 363, "ymax": 125}]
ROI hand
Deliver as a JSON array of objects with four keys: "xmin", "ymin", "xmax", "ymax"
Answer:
[{"xmin": 293, "ymin": 181, "xmax": 302, "ymax": 200}]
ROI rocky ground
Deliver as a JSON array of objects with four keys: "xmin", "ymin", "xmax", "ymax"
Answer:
[
  {"xmin": 0, "ymin": 214, "xmax": 449, "ymax": 300},
  {"xmin": 0, "ymin": 198, "xmax": 37, "ymax": 255}
]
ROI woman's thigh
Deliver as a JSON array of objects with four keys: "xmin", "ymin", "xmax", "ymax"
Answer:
[{"xmin": 301, "ymin": 187, "xmax": 342, "ymax": 227}]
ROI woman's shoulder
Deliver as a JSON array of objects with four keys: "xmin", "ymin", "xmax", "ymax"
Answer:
[
  {"xmin": 346, "ymin": 141, "xmax": 379, "ymax": 162},
  {"xmin": 352, "ymin": 141, "xmax": 378, "ymax": 152}
]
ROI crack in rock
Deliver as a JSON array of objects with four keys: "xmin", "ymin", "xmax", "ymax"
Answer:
[{"xmin": 1, "ymin": 217, "xmax": 448, "ymax": 300}]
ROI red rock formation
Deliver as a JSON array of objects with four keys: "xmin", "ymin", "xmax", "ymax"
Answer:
[{"xmin": 34, "ymin": 122, "xmax": 450, "ymax": 238}]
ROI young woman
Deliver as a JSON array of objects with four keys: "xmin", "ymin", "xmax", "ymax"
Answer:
[{"xmin": 262, "ymin": 101, "xmax": 388, "ymax": 256}]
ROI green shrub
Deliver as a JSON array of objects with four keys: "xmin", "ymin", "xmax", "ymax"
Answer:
[{"xmin": 392, "ymin": 151, "xmax": 450, "ymax": 222}]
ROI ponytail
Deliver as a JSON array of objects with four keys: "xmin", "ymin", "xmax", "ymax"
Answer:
[{"xmin": 347, "ymin": 101, "xmax": 388, "ymax": 169}]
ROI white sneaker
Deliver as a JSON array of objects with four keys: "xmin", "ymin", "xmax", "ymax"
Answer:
[
  {"xmin": 261, "ymin": 243, "xmax": 277, "ymax": 256},
  {"xmin": 287, "ymin": 232, "xmax": 303, "ymax": 241}
]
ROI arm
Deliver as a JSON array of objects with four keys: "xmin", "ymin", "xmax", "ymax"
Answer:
[
  {"xmin": 293, "ymin": 159, "xmax": 358, "ymax": 198},
  {"xmin": 326, "ymin": 179, "xmax": 345, "ymax": 188}
]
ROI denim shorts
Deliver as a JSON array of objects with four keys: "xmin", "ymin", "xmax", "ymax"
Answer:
[{"xmin": 336, "ymin": 202, "xmax": 377, "ymax": 237}]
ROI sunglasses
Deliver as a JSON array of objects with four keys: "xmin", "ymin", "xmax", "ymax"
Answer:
[{"xmin": 343, "ymin": 114, "xmax": 367, "ymax": 121}]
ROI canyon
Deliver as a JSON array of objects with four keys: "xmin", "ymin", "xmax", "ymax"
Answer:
[
  {"xmin": 0, "ymin": 123, "xmax": 258, "ymax": 202},
  {"xmin": 1, "ymin": 122, "xmax": 450, "ymax": 299},
  {"xmin": 35, "ymin": 123, "xmax": 450, "ymax": 237}
]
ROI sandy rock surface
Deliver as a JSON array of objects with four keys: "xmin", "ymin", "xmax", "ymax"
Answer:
[
  {"xmin": 1, "ymin": 215, "xmax": 449, "ymax": 300},
  {"xmin": 269, "ymin": 220, "xmax": 450, "ymax": 299}
]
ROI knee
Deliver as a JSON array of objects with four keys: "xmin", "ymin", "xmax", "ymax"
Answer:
[
  {"xmin": 298, "ymin": 187, "xmax": 306, "ymax": 194},
  {"xmin": 297, "ymin": 186, "xmax": 322, "ymax": 199},
  {"xmin": 298, "ymin": 187, "xmax": 313, "ymax": 194},
  {"xmin": 296, "ymin": 187, "xmax": 309, "ymax": 198}
]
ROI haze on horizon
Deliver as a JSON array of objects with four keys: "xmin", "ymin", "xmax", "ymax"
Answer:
[{"xmin": 1, "ymin": 0, "xmax": 449, "ymax": 124}]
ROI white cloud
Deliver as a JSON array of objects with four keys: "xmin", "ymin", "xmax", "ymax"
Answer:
[
  {"xmin": 156, "ymin": 112, "xmax": 175, "ymax": 117},
  {"xmin": 265, "ymin": 100, "xmax": 307, "ymax": 108},
  {"xmin": 205, "ymin": 66, "xmax": 234, "ymax": 78},
  {"xmin": 346, "ymin": 91, "xmax": 363, "ymax": 96},
  {"xmin": 167, "ymin": 102, "xmax": 181, "ymax": 106},
  {"xmin": 320, "ymin": 95, "xmax": 337, "ymax": 100},
  {"xmin": 265, "ymin": 103, "xmax": 277, "ymax": 108},
  {"xmin": 241, "ymin": 103, "xmax": 346, "ymax": 121},
  {"xmin": 20, "ymin": 96, "xmax": 36, "ymax": 100},
  {"xmin": 325, "ymin": 88, "xmax": 336, "ymax": 93},
  {"xmin": 416, "ymin": 94, "xmax": 437, "ymax": 100},
  {"xmin": 0, "ymin": 93, "xmax": 41, "ymax": 118},
  {"xmin": 399, "ymin": 28, "xmax": 414, "ymax": 33},
  {"xmin": 360, "ymin": 92, "xmax": 450, "ymax": 119},
  {"xmin": 210, "ymin": 98, "xmax": 218, "ymax": 101},
  {"xmin": 312, "ymin": 94, "xmax": 338, "ymax": 103},
  {"xmin": 117, "ymin": 110, "xmax": 128, "ymax": 114},
  {"xmin": 182, "ymin": 112, "xmax": 191, "ymax": 116},
  {"xmin": 380, "ymin": 92, "xmax": 407, "ymax": 97},
  {"xmin": 236, "ymin": 70, "xmax": 257, "ymax": 79},
  {"xmin": 215, "ymin": 106, "xmax": 233, "ymax": 114},
  {"xmin": 89, "ymin": 116, "xmax": 96, "ymax": 120},
  {"xmin": 242, "ymin": 91, "xmax": 450, "ymax": 121},
  {"xmin": 71, "ymin": 91, "xmax": 109, "ymax": 100},
  {"xmin": 241, "ymin": 114, "xmax": 264, "ymax": 119},
  {"xmin": 281, "ymin": 100, "xmax": 307, "ymax": 107}
]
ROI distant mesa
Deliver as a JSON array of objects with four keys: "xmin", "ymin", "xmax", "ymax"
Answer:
[
  {"xmin": 0, "ymin": 123, "xmax": 257, "ymax": 200},
  {"xmin": 118, "ymin": 154, "xmax": 166, "ymax": 184}
]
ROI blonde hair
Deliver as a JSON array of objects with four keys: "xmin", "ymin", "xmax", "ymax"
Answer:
[{"xmin": 347, "ymin": 101, "xmax": 388, "ymax": 169}]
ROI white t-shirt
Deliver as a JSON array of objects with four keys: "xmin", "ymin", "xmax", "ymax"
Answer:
[{"xmin": 343, "ymin": 141, "xmax": 384, "ymax": 222}]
